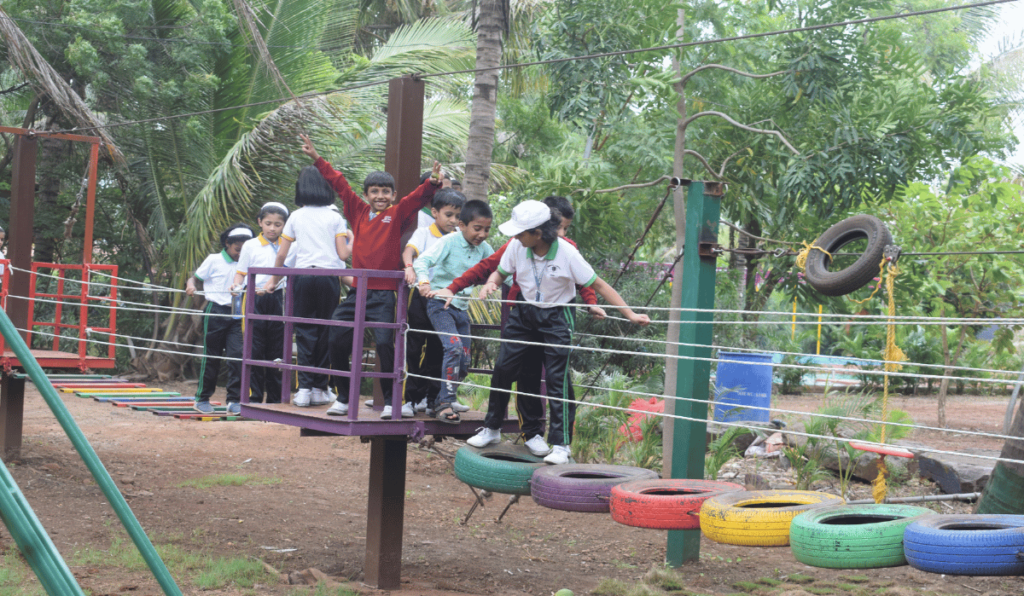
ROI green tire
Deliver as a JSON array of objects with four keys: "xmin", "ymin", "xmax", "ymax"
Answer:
[
  {"xmin": 789, "ymin": 504, "xmax": 933, "ymax": 569},
  {"xmin": 454, "ymin": 445, "xmax": 545, "ymax": 495}
]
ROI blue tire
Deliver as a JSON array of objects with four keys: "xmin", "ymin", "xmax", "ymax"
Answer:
[{"xmin": 903, "ymin": 514, "xmax": 1024, "ymax": 576}]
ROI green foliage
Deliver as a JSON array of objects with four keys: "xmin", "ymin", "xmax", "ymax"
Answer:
[
  {"xmin": 195, "ymin": 556, "xmax": 277, "ymax": 590},
  {"xmin": 0, "ymin": 548, "xmax": 44, "ymax": 596},
  {"xmin": 175, "ymin": 473, "xmax": 282, "ymax": 489},
  {"xmin": 705, "ymin": 425, "xmax": 750, "ymax": 480}
]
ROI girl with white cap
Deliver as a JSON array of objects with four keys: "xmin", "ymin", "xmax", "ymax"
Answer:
[{"xmin": 186, "ymin": 223, "xmax": 254, "ymax": 414}]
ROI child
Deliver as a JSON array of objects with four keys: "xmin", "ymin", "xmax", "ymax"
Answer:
[
  {"xmin": 263, "ymin": 166, "xmax": 350, "ymax": 407},
  {"xmin": 465, "ymin": 201, "xmax": 649, "ymax": 464},
  {"xmin": 186, "ymin": 224, "xmax": 253, "ymax": 414},
  {"xmin": 233, "ymin": 202, "xmax": 291, "ymax": 404},
  {"xmin": 415, "ymin": 199, "xmax": 494, "ymax": 423},
  {"xmin": 294, "ymin": 134, "xmax": 443, "ymax": 417},
  {"xmin": 413, "ymin": 170, "xmax": 453, "ymax": 229},
  {"xmin": 401, "ymin": 188, "xmax": 465, "ymax": 418},
  {"xmin": 435, "ymin": 196, "xmax": 601, "ymax": 456}
]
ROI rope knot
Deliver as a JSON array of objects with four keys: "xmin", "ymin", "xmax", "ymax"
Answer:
[{"xmin": 795, "ymin": 241, "xmax": 832, "ymax": 271}]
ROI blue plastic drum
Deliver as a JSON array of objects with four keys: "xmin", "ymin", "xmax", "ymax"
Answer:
[{"xmin": 713, "ymin": 352, "xmax": 773, "ymax": 423}]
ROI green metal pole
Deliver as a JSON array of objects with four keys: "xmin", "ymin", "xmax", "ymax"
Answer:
[
  {"xmin": 0, "ymin": 454, "xmax": 86, "ymax": 595},
  {"xmin": 0, "ymin": 309, "xmax": 183, "ymax": 596},
  {"xmin": 667, "ymin": 180, "xmax": 723, "ymax": 566}
]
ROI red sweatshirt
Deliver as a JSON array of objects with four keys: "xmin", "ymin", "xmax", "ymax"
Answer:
[
  {"xmin": 447, "ymin": 238, "xmax": 598, "ymax": 305},
  {"xmin": 315, "ymin": 158, "xmax": 437, "ymax": 290}
]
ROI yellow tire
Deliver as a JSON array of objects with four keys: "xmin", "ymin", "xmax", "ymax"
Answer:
[{"xmin": 699, "ymin": 490, "xmax": 845, "ymax": 546}]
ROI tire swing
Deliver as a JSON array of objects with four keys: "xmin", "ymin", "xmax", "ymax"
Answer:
[
  {"xmin": 903, "ymin": 514, "xmax": 1024, "ymax": 576},
  {"xmin": 699, "ymin": 490, "xmax": 845, "ymax": 546},
  {"xmin": 530, "ymin": 464, "xmax": 659, "ymax": 513},
  {"xmin": 454, "ymin": 444, "xmax": 545, "ymax": 496},
  {"xmin": 803, "ymin": 215, "xmax": 892, "ymax": 297},
  {"xmin": 609, "ymin": 479, "xmax": 745, "ymax": 530},
  {"xmin": 789, "ymin": 504, "xmax": 932, "ymax": 569}
]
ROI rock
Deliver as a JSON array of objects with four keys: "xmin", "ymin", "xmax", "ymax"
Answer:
[{"xmin": 915, "ymin": 448, "xmax": 996, "ymax": 494}]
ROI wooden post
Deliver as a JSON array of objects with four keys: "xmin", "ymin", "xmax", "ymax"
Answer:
[
  {"xmin": 1, "ymin": 134, "xmax": 38, "ymax": 458},
  {"xmin": 385, "ymin": 75, "xmax": 425, "ymax": 200},
  {"xmin": 666, "ymin": 180, "xmax": 722, "ymax": 566},
  {"xmin": 363, "ymin": 437, "xmax": 407, "ymax": 589}
]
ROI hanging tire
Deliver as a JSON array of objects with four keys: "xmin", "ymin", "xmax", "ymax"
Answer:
[
  {"xmin": 804, "ymin": 214, "xmax": 892, "ymax": 297},
  {"xmin": 700, "ymin": 490, "xmax": 845, "ymax": 546},
  {"xmin": 789, "ymin": 504, "xmax": 933, "ymax": 569},
  {"xmin": 529, "ymin": 464, "xmax": 659, "ymax": 513},
  {"xmin": 903, "ymin": 514, "xmax": 1024, "ymax": 576},
  {"xmin": 454, "ymin": 444, "xmax": 545, "ymax": 496},
  {"xmin": 609, "ymin": 479, "xmax": 745, "ymax": 530}
]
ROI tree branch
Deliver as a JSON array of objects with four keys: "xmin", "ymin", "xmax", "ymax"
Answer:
[
  {"xmin": 681, "ymin": 150, "xmax": 723, "ymax": 180},
  {"xmin": 682, "ymin": 110, "xmax": 800, "ymax": 155},
  {"xmin": 679, "ymin": 64, "xmax": 789, "ymax": 87},
  {"xmin": 571, "ymin": 175, "xmax": 672, "ymax": 195}
]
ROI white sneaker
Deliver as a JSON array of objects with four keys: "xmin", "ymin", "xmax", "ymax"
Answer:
[
  {"xmin": 310, "ymin": 387, "xmax": 334, "ymax": 406},
  {"xmin": 326, "ymin": 401, "xmax": 349, "ymax": 416},
  {"xmin": 414, "ymin": 398, "xmax": 428, "ymax": 412},
  {"xmin": 380, "ymin": 405, "xmax": 394, "ymax": 419},
  {"xmin": 524, "ymin": 435, "xmax": 552, "ymax": 456},
  {"xmin": 451, "ymin": 401, "xmax": 470, "ymax": 412},
  {"xmin": 293, "ymin": 388, "xmax": 312, "ymax": 407},
  {"xmin": 401, "ymin": 402, "xmax": 415, "ymax": 418},
  {"xmin": 544, "ymin": 445, "xmax": 572, "ymax": 465},
  {"xmin": 466, "ymin": 427, "xmax": 501, "ymax": 448},
  {"xmin": 364, "ymin": 399, "xmax": 374, "ymax": 407}
]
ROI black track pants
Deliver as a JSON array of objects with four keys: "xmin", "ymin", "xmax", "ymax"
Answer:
[
  {"xmin": 293, "ymin": 275, "xmax": 340, "ymax": 391},
  {"xmin": 196, "ymin": 302, "xmax": 242, "ymax": 402},
  {"xmin": 405, "ymin": 292, "xmax": 442, "ymax": 406},
  {"xmin": 329, "ymin": 289, "xmax": 397, "ymax": 404},
  {"xmin": 249, "ymin": 289, "xmax": 284, "ymax": 403}
]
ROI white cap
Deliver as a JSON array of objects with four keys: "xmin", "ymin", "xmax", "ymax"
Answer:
[
  {"xmin": 226, "ymin": 227, "xmax": 254, "ymax": 239},
  {"xmin": 498, "ymin": 200, "xmax": 552, "ymax": 236}
]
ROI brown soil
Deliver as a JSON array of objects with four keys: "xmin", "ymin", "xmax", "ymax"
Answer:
[{"xmin": 4, "ymin": 382, "xmax": 1020, "ymax": 596}]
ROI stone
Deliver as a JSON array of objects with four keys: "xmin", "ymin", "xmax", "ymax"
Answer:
[{"xmin": 915, "ymin": 448, "xmax": 996, "ymax": 494}]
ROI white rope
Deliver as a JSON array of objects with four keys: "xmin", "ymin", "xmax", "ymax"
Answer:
[
  {"xmin": 7, "ymin": 264, "xmax": 189, "ymax": 294},
  {"xmin": 16, "ymin": 327, "xmax": 242, "ymax": 362},
  {"xmin": 568, "ymin": 380, "xmax": 1024, "ymax": 443},
  {"xmin": 85, "ymin": 328, "xmax": 203, "ymax": 350},
  {"xmin": 574, "ymin": 331, "xmax": 1024, "ymax": 380},
  {"xmin": 5, "ymin": 294, "xmax": 236, "ymax": 319},
  {"xmin": 405, "ymin": 372, "xmax": 1024, "ymax": 466},
  {"xmin": 408, "ymin": 328, "xmax": 1020, "ymax": 386}
]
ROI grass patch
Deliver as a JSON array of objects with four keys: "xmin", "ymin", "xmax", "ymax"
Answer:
[
  {"xmin": 642, "ymin": 566, "xmax": 684, "ymax": 591},
  {"xmin": 756, "ymin": 577, "xmax": 782, "ymax": 587},
  {"xmin": 287, "ymin": 585, "xmax": 360, "ymax": 596},
  {"xmin": 195, "ymin": 556, "xmax": 276, "ymax": 590},
  {"xmin": 839, "ymin": 584, "xmax": 865, "ymax": 591},
  {"xmin": 176, "ymin": 473, "xmax": 282, "ymax": 489},
  {"xmin": 806, "ymin": 587, "xmax": 834, "ymax": 595},
  {"xmin": 841, "ymin": 575, "xmax": 870, "ymax": 584},
  {"xmin": 592, "ymin": 579, "xmax": 631, "ymax": 595},
  {"xmin": 0, "ymin": 549, "xmax": 44, "ymax": 596},
  {"xmin": 787, "ymin": 574, "xmax": 815, "ymax": 585},
  {"xmin": 732, "ymin": 581, "xmax": 762, "ymax": 592}
]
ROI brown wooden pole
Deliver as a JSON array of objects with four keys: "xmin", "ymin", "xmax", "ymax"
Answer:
[
  {"xmin": 82, "ymin": 142, "xmax": 99, "ymax": 265},
  {"xmin": 384, "ymin": 75, "xmax": 425, "ymax": 199},
  {"xmin": 2, "ymin": 133, "xmax": 38, "ymax": 457},
  {"xmin": 363, "ymin": 437, "xmax": 407, "ymax": 589}
]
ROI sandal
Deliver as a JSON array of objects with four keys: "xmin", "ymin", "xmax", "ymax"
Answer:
[{"xmin": 434, "ymin": 403, "xmax": 461, "ymax": 425}]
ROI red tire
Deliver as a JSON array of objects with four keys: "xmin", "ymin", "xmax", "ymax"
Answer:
[{"xmin": 610, "ymin": 479, "xmax": 745, "ymax": 530}]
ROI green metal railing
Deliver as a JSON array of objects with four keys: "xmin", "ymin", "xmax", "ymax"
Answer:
[{"xmin": 0, "ymin": 308, "xmax": 182, "ymax": 596}]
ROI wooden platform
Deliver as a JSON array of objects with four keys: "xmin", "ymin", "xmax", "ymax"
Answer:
[
  {"xmin": 1, "ymin": 349, "xmax": 115, "ymax": 370},
  {"xmin": 240, "ymin": 400, "xmax": 522, "ymax": 441}
]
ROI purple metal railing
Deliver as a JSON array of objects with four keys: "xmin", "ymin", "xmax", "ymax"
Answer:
[{"xmin": 238, "ymin": 267, "xmax": 408, "ymax": 420}]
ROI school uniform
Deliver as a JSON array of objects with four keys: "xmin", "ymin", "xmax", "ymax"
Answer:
[
  {"xmin": 281, "ymin": 206, "xmax": 348, "ymax": 391},
  {"xmin": 194, "ymin": 250, "xmax": 243, "ymax": 403},
  {"xmin": 414, "ymin": 231, "xmax": 494, "ymax": 409},
  {"xmin": 236, "ymin": 234, "xmax": 293, "ymax": 403},
  {"xmin": 312, "ymin": 158, "xmax": 437, "ymax": 404},
  {"xmin": 404, "ymin": 224, "xmax": 445, "ymax": 407},
  {"xmin": 482, "ymin": 238, "xmax": 597, "ymax": 446}
]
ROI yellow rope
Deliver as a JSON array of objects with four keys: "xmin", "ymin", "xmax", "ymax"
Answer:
[
  {"xmin": 848, "ymin": 259, "xmax": 886, "ymax": 305},
  {"xmin": 873, "ymin": 261, "xmax": 905, "ymax": 503},
  {"xmin": 795, "ymin": 241, "xmax": 832, "ymax": 271},
  {"xmin": 871, "ymin": 457, "xmax": 888, "ymax": 504}
]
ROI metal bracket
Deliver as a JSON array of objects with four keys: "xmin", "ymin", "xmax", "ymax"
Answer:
[
  {"xmin": 883, "ymin": 245, "xmax": 902, "ymax": 265},
  {"xmin": 698, "ymin": 242, "xmax": 721, "ymax": 258}
]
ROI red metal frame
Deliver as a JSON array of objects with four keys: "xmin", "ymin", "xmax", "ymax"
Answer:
[{"xmin": 4, "ymin": 262, "xmax": 119, "ymax": 371}]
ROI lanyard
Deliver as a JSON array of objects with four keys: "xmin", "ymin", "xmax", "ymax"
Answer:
[{"xmin": 530, "ymin": 256, "xmax": 550, "ymax": 303}]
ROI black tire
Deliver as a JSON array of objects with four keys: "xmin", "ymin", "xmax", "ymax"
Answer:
[
  {"xmin": 454, "ymin": 444, "xmax": 545, "ymax": 495},
  {"xmin": 805, "ymin": 215, "xmax": 892, "ymax": 297},
  {"xmin": 529, "ymin": 464, "xmax": 659, "ymax": 513},
  {"xmin": 903, "ymin": 514, "xmax": 1024, "ymax": 576},
  {"xmin": 789, "ymin": 504, "xmax": 933, "ymax": 569}
]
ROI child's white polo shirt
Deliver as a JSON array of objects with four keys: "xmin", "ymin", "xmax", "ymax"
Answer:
[
  {"xmin": 497, "ymin": 238, "xmax": 597, "ymax": 307},
  {"xmin": 236, "ymin": 235, "xmax": 296, "ymax": 288},
  {"xmin": 195, "ymin": 251, "xmax": 238, "ymax": 306},
  {"xmin": 281, "ymin": 206, "xmax": 348, "ymax": 269},
  {"xmin": 406, "ymin": 223, "xmax": 445, "ymax": 257}
]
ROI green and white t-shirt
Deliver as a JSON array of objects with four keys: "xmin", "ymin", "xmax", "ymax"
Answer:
[{"xmin": 497, "ymin": 238, "xmax": 597, "ymax": 307}]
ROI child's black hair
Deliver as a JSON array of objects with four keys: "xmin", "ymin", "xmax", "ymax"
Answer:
[
  {"xmin": 543, "ymin": 195, "xmax": 574, "ymax": 220},
  {"xmin": 295, "ymin": 166, "xmax": 335, "ymax": 206},
  {"xmin": 433, "ymin": 188, "xmax": 466, "ymax": 211},
  {"xmin": 364, "ymin": 171, "xmax": 396, "ymax": 194},
  {"xmin": 220, "ymin": 223, "xmax": 253, "ymax": 248},
  {"xmin": 258, "ymin": 203, "xmax": 289, "ymax": 222},
  {"xmin": 449, "ymin": 177, "xmax": 461, "ymax": 190},
  {"xmin": 524, "ymin": 211, "xmax": 560, "ymax": 246},
  {"xmin": 460, "ymin": 199, "xmax": 492, "ymax": 225}
]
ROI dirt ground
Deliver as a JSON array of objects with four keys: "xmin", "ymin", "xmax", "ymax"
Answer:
[{"xmin": 4, "ymin": 381, "xmax": 1021, "ymax": 596}]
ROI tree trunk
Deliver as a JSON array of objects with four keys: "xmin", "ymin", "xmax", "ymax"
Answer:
[
  {"xmin": 661, "ymin": 7, "xmax": 686, "ymax": 477},
  {"xmin": 33, "ymin": 123, "xmax": 64, "ymax": 265},
  {"xmin": 936, "ymin": 323, "xmax": 968, "ymax": 428},
  {"xmin": 976, "ymin": 389, "xmax": 1024, "ymax": 514},
  {"xmin": 463, "ymin": 0, "xmax": 504, "ymax": 203}
]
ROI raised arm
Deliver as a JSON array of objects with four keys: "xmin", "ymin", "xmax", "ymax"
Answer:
[
  {"xmin": 394, "ymin": 161, "xmax": 442, "ymax": 223},
  {"xmin": 301, "ymin": 134, "xmax": 362, "ymax": 220}
]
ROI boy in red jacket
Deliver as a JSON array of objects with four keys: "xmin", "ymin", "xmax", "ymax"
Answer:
[{"xmin": 297, "ymin": 135, "xmax": 443, "ymax": 416}]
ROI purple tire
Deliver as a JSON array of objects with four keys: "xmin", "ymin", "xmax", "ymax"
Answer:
[{"xmin": 529, "ymin": 464, "xmax": 659, "ymax": 513}]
